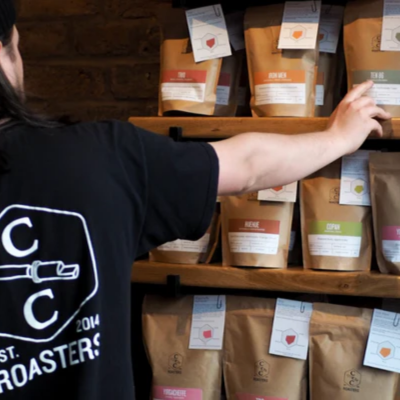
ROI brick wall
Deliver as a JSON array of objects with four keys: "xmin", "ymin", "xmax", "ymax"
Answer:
[{"xmin": 16, "ymin": 0, "xmax": 170, "ymax": 122}]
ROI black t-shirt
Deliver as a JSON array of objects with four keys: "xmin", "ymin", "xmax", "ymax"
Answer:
[{"xmin": 0, "ymin": 120, "xmax": 219, "ymax": 399}]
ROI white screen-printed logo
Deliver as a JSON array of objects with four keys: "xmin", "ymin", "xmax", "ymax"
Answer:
[{"xmin": 0, "ymin": 205, "xmax": 98, "ymax": 343}]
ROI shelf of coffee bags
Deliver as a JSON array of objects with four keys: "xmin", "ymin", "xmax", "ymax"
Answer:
[
  {"xmin": 129, "ymin": 117, "xmax": 398, "ymax": 139},
  {"xmin": 131, "ymin": 260, "xmax": 400, "ymax": 298}
]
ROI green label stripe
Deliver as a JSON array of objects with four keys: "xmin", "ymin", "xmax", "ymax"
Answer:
[
  {"xmin": 353, "ymin": 70, "xmax": 400, "ymax": 85},
  {"xmin": 309, "ymin": 221, "xmax": 362, "ymax": 237}
]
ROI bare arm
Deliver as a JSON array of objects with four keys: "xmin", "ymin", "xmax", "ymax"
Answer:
[{"xmin": 210, "ymin": 81, "xmax": 391, "ymax": 196}]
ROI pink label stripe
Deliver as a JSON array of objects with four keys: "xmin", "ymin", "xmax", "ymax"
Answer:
[
  {"xmin": 382, "ymin": 226, "xmax": 400, "ymax": 241},
  {"xmin": 153, "ymin": 386, "xmax": 202, "ymax": 400},
  {"xmin": 236, "ymin": 394, "xmax": 287, "ymax": 400}
]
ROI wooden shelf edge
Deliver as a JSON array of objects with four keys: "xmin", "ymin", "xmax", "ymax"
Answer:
[
  {"xmin": 131, "ymin": 260, "xmax": 400, "ymax": 298},
  {"xmin": 129, "ymin": 117, "xmax": 400, "ymax": 139}
]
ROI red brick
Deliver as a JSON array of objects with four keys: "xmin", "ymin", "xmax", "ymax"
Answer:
[
  {"xmin": 111, "ymin": 64, "xmax": 159, "ymax": 100},
  {"xmin": 25, "ymin": 64, "xmax": 107, "ymax": 101},
  {"xmin": 18, "ymin": 0, "xmax": 99, "ymax": 18},
  {"xmin": 105, "ymin": 0, "xmax": 170, "ymax": 18},
  {"xmin": 74, "ymin": 20, "xmax": 158, "ymax": 56},
  {"xmin": 18, "ymin": 22, "xmax": 71, "ymax": 58}
]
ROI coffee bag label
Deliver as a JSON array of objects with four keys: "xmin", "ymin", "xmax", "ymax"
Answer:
[
  {"xmin": 185, "ymin": 5, "xmax": 232, "ymax": 62},
  {"xmin": 237, "ymin": 395, "xmax": 287, "ymax": 400},
  {"xmin": 353, "ymin": 70, "xmax": 400, "ymax": 105},
  {"xmin": 308, "ymin": 221, "xmax": 362, "ymax": 257},
  {"xmin": 228, "ymin": 219, "xmax": 280, "ymax": 255},
  {"xmin": 269, "ymin": 298, "xmax": 313, "ymax": 360},
  {"xmin": 161, "ymin": 70, "xmax": 207, "ymax": 102},
  {"xmin": 216, "ymin": 72, "xmax": 231, "ymax": 105},
  {"xmin": 315, "ymin": 71, "xmax": 324, "ymax": 105},
  {"xmin": 340, "ymin": 150, "xmax": 375, "ymax": 206},
  {"xmin": 158, "ymin": 234, "xmax": 210, "ymax": 253},
  {"xmin": 318, "ymin": 4, "xmax": 344, "ymax": 53},
  {"xmin": 278, "ymin": 1, "xmax": 321, "ymax": 49},
  {"xmin": 258, "ymin": 182, "xmax": 298, "ymax": 203},
  {"xmin": 189, "ymin": 295, "xmax": 226, "ymax": 350},
  {"xmin": 254, "ymin": 70, "xmax": 306, "ymax": 105},
  {"xmin": 381, "ymin": 0, "xmax": 400, "ymax": 52},
  {"xmin": 225, "ymin": 11, "xmax": 245, "ymax": 51},
  {"xmin": 153, "ymin": 386, "xmax": 202, "ymax": 400},
  {"xmin": 364, "ymin": 309, "xmax": 400, "ymax": 373},
  {"xmin": 382, "ymin": 226, "xmax": 400, "ymax": 262}
]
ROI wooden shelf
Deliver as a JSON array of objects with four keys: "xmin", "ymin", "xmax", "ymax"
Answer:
[
  {"xmin": 129, "ymin": 117, "xmax": 399, "ymax": 139},
  {"xmin": 131, "ymin": 260, "xmax": 400, "ymax": 298}
]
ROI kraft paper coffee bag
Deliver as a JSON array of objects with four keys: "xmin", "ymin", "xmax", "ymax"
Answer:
[
  {"xmin": 370, "ymin": 153, "xmax": 400, "ymax": 275},
  {"xmin": 224, "ymin": 296, "xmax": 307, "ymax": 400},
  {"xmin": 310, "ymin": 303, "xmax": 398, "ymax": 400},
  {"xmin": 214, "ymin": 51, "xmax": 244, "ymax": 117},
  {"xmin": 143, "ymin": 296, "xmax": 222, "ymax": 400},
  {"xmin": 150, "ymin": 212, "xmax": 221, "ymax": 265},
  {"xmin": 344, "ymin": 0, "xmax": 400, "ymax": 117},
  {"xmin": 301, "ymin": 160, "xmax": 372, "ymax": 271},
  {"xmin": 244, "ymin": 4, "xmax": 318, "ymax": 117},
  {"xmin": 221, "ymin": 194, "xmax": 294, "ymax": 268},
  {"xmin": 157, "ymin": 5, "xmax": 222, "ymax": 116}
]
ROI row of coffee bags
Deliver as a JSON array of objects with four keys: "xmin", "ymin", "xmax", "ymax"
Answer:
[
  {"xmin": 157, "ymin": 0, "xmax": 400, "ymax": 119},
  {"xmin": 150, "ymin": 152, "xmax": 400, "ymax": 275},
  {"xmin": 143, "ymin": 295, "xmax": 400, "ymax": 400}
]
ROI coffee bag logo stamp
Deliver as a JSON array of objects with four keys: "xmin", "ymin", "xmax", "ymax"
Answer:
[
  {"xmin": 168, "ymin": 353, "xmax": 183, "ymax": 374},
  {"xmin": 254, "ymin": 360, "xmax": 269, "ymax": 382},
  {"xmin": 0, "ymin": 205, "xmax": 98, "ymax": 343},
  {"xmin": 343, "ymin": 369, "xmax": 362, "ymax": 393},
  {"xmin": 372, "ymin": 35, "xmax": 382, "ymax": 52},
  {"xmin": 329, "ymin": 187, "xmax": 340, "ymax": 204}
]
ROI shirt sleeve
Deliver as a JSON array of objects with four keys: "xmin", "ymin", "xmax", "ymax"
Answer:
[{"xmin": 116, "ymin": 122, "xmax": 219, "ymax": 257}]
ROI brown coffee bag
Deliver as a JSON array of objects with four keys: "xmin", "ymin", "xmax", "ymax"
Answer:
[
  {"xmin": 344, "ymin": 0, "xmax": 400, "ymax": 117},
  {"xmin": 301, "ymin": 160, "xmax": 372, "ymax": 271},
  {"xmin": 221, "ymin": 193, "xmax": 294, "ymax": 268},
  {"xmin": 370, "ymin": 153, "xmax": 400, "ymax": 275},
  {"xmin": 157, "ymin": 5, "xmax": 222, "ymax": 116},
  {"xmin": 150, "ymin": 211, "xmax": 221, "ymax": 265},
  {"xmin": 224, "ymin": 296, "xmax": 307, "ymax": 400},
  {"xmin": 244, "ymin": 4, "xmax": 318, "ymax": 117},
  {"xmin": 214, "ymin": 51, "xmax": 244, "ymax": 117},
  {"xmin": 310, "ymin": 303, "xmax": 398, "ymax": 400},
  {"xmin": 143, "ymin": 295, "xmax": 222, "ymax": 400}
]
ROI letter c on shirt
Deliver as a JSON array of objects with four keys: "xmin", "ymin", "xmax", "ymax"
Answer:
[
  {"xmin": 2, "ymin": 217, "xmax": 39, "ymax": 258},
  {"xmin": 24, "ymin": 289, "xmax": 58, "ymax": 330}
]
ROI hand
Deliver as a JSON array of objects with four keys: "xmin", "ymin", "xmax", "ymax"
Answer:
[{"xmin": 327, "ymin": 80, "xmax": 391, "ymax": 155}]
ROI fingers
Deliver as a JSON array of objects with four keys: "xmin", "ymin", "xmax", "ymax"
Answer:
[
  {"xmin": 368, "ymin": 119, "xmax": 383, "ymax": 138},
  {"xmin": 344, "ymin": 80, "xmax": 374, "ymax": 102},
  {"xmin": 366, "ymin": 106, "xmax": 392, "ymax": 120},
  {"xmin": 351, "ymin": 96, "xmax": 376, "ymax": 109}
]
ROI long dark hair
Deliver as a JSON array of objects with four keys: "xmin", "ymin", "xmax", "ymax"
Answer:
[{"xmin": 0, "ymin": 28, "xmax": 62, "ymax": 129}]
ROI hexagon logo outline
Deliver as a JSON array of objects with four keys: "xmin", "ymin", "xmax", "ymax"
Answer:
[
  {"xmin": 391, "ymin": 26, "xmax": 400, "ymax": 44},
  {"xmin": 199, "ymin": 324, "xmax": 214, "ymax": 342},
  {"xmin": 290, "ymin": 25, "xmax": 306, "ymax": 41},
  {"xmin": 378, "ymin": 341, "xmax": 395, "ymax": 360},
  {"xmin": 351, "ymin": 179, "xmax": 366, "ymax": 196},
  {"xmin": 202, "ymin": 33, "xmax": 218, "ymax": 51},
  {"xmin": 282, "ymin": 328, "xmax": 298, "ymax": 348},
  {"xmin": 0, "ymin": 204, "xmax": 98, "ymax": 343}
]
